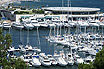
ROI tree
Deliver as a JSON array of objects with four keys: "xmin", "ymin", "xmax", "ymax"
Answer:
[
  {"xmin": 0, "ymin": 28, "xmax": 29, "ymax": 69},
  {"xmin": 93, "ymin": 48, "xmax": 104, "ymax": 69},
  {"xmin": 78, "ymin": 47, "xmax": 104, "ymax": 69}
]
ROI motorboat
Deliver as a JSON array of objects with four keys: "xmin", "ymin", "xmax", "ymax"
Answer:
[
  {"xmin": 30, "ymin": 55, "xmax": 41, "ymax": 67},
  {"xmin": 74, "ymin": 54, "xmax": 84, "ymax": 65},
  {"xmin": 51, "ymin": 18, "xmax": 63, "ymax": 27},
  {"xmin": 33, "ymin": 47, "xmax": 41, "ymax": 53},
  {"xmin": 18, "ymin": 44, "xmax": 26, "ymax": 53},
  {"xmin": 69, "ymin": 21, "xmax": 76, "ymax": 27},
  {"xmin": 12, "ymin": 22, "xmax": 24, "ymax": 29},
  {"xmin": 3, "ymin": 21, "xmax": 11, "ymax": 29},
  {"xmin": 77, "ymin": 20, "xmax": 89, "ymax": 27},
  {"xmin": 25, "ymin": 44, "xmax": 33, "ymax": 51},
  {"xmin": 40, "ymin": 54, "xmax": 51, "ymax": 66},
  {"xmin": 54, "ymin": 51, "xmax": 67, "ymax": 66},
  {"xmin": 47, "ymin": 22, "xmax": 56, "ymax": 28},
  {"xmin": 39, "ymin": 21, "xmax": 48, "ymax": 28},
  {"xmin": 7, "ymin": 50, "xmax": 17, "ymax": 59},
  {"xmin": 88, "ymin": 19, "xmax": 99, "ymax": 27},
  {"xmin": 64, "ymin": 21, "xmax": 70, "ymax": 27},
  {"xmin": 84, "ymin": 56, "xmax": 95, "ymax": 64},
  {"xmin": 57, "ymin": 57, "xmax": 68, "ymax": 66},
  {"xmin": 20, "ymin": 54, "xmax": 32, "ymax": 63},
  {"xmin": 31, "ymin": 20, "xmax": 40, "ymax": 28},
  {"xmin": 24, "ymin": 22, "xmax": 34, "ymax": 30},
  {"xmin": 47, "ymin": 54, "xmax": 57, "ymax": 65},
  {"xmin": 66, "ymin": 53, "xmax": 74, "ymax": 65}
]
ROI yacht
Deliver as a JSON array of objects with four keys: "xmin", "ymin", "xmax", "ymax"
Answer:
[
  {"xmin": 88, "ymin": 19, "xmax": 99, "ymax": 27},
  {"xmin": 77, "ymin": 20, "xmax": 89, "ymax": 27},
  {"xmin": 24, "ymin": 44, "xmax": 33, "ymax": 51},
  {"xmin": 3, "ymin": 21, "xmax": 11, "ymax": 29},
  {"xmin": 48, "ymin": 22, "xmax": 56, "ymax": 28},
  {"xmin": 69, "ymin": 21, "xmax": 77, "ymax": 27},
  {"xmin": 31, "ymin": 20, "xmax": 40, "ymax": 28},
  {"xmin": 18, "ymin": 44, "xmax": 26, "ymax": 53},
  {"xmin": 12, "ymin": 22, "xmax": 24, "ymax": 29},
  {"xmin": 84, "ymin": 56, "xmax": 95, "ymax": 64},
  {"xmin": 40, "ymin": 54, "xmax": 51, "ymax": 66},
  {"xmin": 24, "ymin": 22, "xmax": 34, "ymax": 30},
  {"xmin": 74, "ymin": 54, "xmax": 84, "ymax": 65},
  {"xmin": 33, "ymin": 47, "xmax": 41, "ymax": 53},
  {"xmin": 39, "ymin": 21, "xmax": 48, "ymax": 28},
  {"xmin": 30, "ymin": 55, "xmax": 41, "ymax": 67},
  {"xmin": 47, "ymin": 54, "xmax": 57, "ymax": 65},
  {"xmin": 46, "ymin": 19, "xmax": 56, "ymax": 28},
  {"xmin": 54, "ymin": 51, "xmax": 67, "ymax": 66},
  {"xmin": 64, "ymin": 21, "xmax": 70, "ymax": 27},
  {"xmin": 20, "ymin": 54, "xmax": 32, "ymax": 63},
  {"xmin": 66, "ymin": 53, "xmax": 74, "ymax": 65},
  {"xmin": 52, "ymin": 18, "xmax": 63, "ymax": 27},
  {"xmin": 57, "ymin": 57, "xmax": 68, "ymax": 66}
]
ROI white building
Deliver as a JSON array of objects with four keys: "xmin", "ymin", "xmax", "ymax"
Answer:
[{"xmin": 42, "ymin": 7, "xmax": 104, "ymax": 21}]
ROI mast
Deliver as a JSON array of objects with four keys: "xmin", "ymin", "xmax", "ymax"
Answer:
[
  {"xmin": 37, "ymin": 27, "xmax": 40, "ymax": 49},
  {"xmin": 20, "ymin": 28, "xmax": 22, "ymax": 44},
  {"xmin": 27, "ymin": 28, "xmax": 29, "ymax": 45}
]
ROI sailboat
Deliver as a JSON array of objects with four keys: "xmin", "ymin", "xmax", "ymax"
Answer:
[
  {"xmin": 33, "ymin": 27, "xmax": 41, "ymax": 52},
  {"xmin": 25, "ymin": 28, "xmax": 33, "ymax": 51},
  {"xmin": 18, "ymin": 28, "xmax": 26, "ymax": 53}
]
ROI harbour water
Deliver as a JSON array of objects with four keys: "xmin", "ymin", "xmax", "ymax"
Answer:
[{"xmin": 14, "ymin": 0, "xmax": 104, "ymax": 12}]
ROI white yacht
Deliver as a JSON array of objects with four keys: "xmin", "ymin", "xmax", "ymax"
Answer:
[
  {"xmin": 74, "ymin": 54, "xmax": 84, "ymax": 65},
  {"xmin": 57, "ymin": 57, "xmax": 68, "ymax": 66},
  {"xmin": 48, "ymin": 22, "xmax": 56, "ymax": 28},
  {"xmin": 84, "ymin": 56, "xmax": 95, "ymax": 64},
  {"xmin": 24, "ymin": 22, "xmax": 34, "ymax": 30},
  {"xmin": 3, "ymin": 21, "xmax": 11, "ymax": 29},
  {"xmin": 39, "ymin": 21, "xmax": 48, "ymax": 28},
  {"xmin": 47, "ymin": 54, "xmax": 57, "ymax": 65},
  {"xmin": 33, "ymin": 47, "xmax": 41, "ymax": 53},
  {"xmin": 88, "ymin": 19, "xmax": 99, "ymax": 27},
  {"xmin": 30, "ymin": 55, "xmax": 41, "ymax": 67},
  {"xmin": 25, "ymin": 44, "xmax": 33, "ymax": 51},
  {"xmin": 66, "ymin": 53, "xmax": 74, "ymax": 65},
  {"xmin": 20, "ymin": 54, "xmax": 32, "ymax": 63},
  {"xmin": 69, "ymin": 21, "xmax": 77, "ymax": 27},
  {"xmin": 40, "ymin": 55, "xmax": 51, "ymax": 66},
  {"xmin": 51, "ymin": 18, "xmax": 63, "ymax": 27},
  {"xmin": 53, "ymin": 51, "xmax": 67, "ymax": 66},
  {"xmin": 63, "ymin": 21, "xmax": 70, "ymax": 27},
  {"xmin": 31, "ymin": 20, "xmax": 40, "ymax": 28},
  {"xmin": 12, "ymin": 22, "xmax": 24, "ymax": 29},
  {"xmin": 77, "ymin": 20, "xmax": 89, "ymax": 27}
]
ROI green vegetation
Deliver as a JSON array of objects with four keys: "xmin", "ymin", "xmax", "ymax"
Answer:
[
  {"xmin": 32, "ymin": 9, "xmax": 44, "ymax": 14},
  {"xmin": 14, "ymin": 11, "xmax": 30, "ymax": 14},
  {"xmin": 78, "ymin": 47, "xmax": 104, "ymax": 69},
  {"xmin": 14, "ymin": 9, "xmax": 44, "ymax": 14},
  {"xmin": 0, "ymin": 28, "xmax": 29, "ymax": 69}
]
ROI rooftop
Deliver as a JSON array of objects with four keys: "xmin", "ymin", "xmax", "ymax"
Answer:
[{"xmin": 42, "ymin": 7, "xmax": 100, "ymax": 12}]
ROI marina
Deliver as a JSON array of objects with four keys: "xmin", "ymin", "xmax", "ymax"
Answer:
[
  {"xmin": 4, "ymin": 20, "xmax": 104, "ymax": 68},
  {"xmin": 1, "ymin": 6, "xmax": 104, "ymax": 69},
  {"xmin": 0, "ymin": 0, "xmax": 104, "ymax": 69}
]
